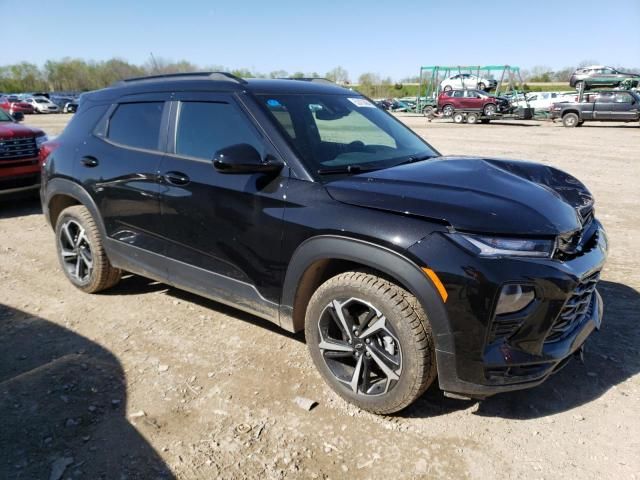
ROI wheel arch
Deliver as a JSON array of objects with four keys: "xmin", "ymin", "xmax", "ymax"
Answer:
[
  {"xmin": 44, "ymin": 178, "xmax": 106, "ymax": 238},
  {"xmin": 561, "ymin": 109, "xmax": 580, "ymax": 118},
  {"xmin": 279, "ymin": 235, "xmax": 452, "ymax": 351}
]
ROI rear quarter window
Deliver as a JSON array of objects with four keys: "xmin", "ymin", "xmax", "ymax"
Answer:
[
  {"xmin": 107, "ymin": 102, "xmax": 164, "ymax": 150},
  {"xmin": 59, "ymin": 104, "xmax": 110, "ymax": 139}
]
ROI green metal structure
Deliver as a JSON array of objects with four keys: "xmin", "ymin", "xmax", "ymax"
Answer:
[{"xmin": 416, "ymin": 65, "xmax": 524, "ymax": 114}]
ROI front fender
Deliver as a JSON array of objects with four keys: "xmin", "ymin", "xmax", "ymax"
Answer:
[{"xmin": 279, "ymin": 235, "xmax": 454, "ymax": 354}]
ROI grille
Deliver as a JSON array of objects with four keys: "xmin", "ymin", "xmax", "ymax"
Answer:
[
  {"xmin": 546, "ymin": 272, "xmax": 599, "ymax": 342},
  {"xmin": 0, "ymin": 137, "xmax": 38, "ymax": 163}
]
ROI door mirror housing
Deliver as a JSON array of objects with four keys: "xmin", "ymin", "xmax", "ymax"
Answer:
[
  {"xmin": 213, "ymin": 143, "xmax": 284, "ymax": 174},
  {"xmin": 12, "ymin": 112, "xmax": 24, "ymax": 122}
]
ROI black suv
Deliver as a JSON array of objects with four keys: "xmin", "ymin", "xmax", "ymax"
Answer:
[{"xmin": 40, "ymin": 72, "xmax": 608, "ymax": 414}]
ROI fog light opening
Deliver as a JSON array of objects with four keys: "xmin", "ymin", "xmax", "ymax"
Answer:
[{"xmin": 495, "ymin": 284, "xmax": 535, "ymax": 316}]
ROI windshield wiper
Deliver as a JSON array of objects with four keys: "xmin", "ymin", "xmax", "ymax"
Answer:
[{"xmin": 317, "ymin": 165, "xmax": 381, "ymax": 175}]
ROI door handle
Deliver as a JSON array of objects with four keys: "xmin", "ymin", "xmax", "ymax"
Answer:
[
  {"xmin": 81, "ymin": 156, "xmax": 99, "ymax": 167},
  {"xmin": 162, "ymin": 171, "xmax": 190, "ymax": 186}
]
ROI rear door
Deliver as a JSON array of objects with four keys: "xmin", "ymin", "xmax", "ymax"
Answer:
[
  {"xmin": 593, "ymin": 92, "xmax": 615, "ymax": 119},
  {"xmin": 157, "ymin": 92, "xmax": 288, "ymax": 307},
  {"xmin": 79, "ymin": 94, "xmax": 170, "ymax": 253}
]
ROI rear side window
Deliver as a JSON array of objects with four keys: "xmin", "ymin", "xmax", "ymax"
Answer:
[
  {"xmin": 175, "ymin": 102, "xmax": 262, "ymax": 160},
  {"xmin": 108, "ymin": 102, "xmax": 164, "ymax": 150}
]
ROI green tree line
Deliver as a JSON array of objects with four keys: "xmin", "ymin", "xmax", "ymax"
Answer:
[{"xmin": 0, "ymin": 57, "xmax": 353, "ymax": 93}]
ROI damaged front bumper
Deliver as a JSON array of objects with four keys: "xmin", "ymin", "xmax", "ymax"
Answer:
[{"xmin": 407, "ymin": 221, "xmax": 608, "ymax": 399}]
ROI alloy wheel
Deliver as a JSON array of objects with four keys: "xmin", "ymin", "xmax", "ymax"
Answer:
[
  {"xmin": 317, "ymin": 297, "xmax": 402, "ymax": 396},
  {"xmin": 59, "ymin": 219, "xmax": 93, "ymax": 283}
]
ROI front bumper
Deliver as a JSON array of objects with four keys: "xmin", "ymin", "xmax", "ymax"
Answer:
[{"xmin": 408, "ymin": 222, "xmax": 607, "ymax": 398}]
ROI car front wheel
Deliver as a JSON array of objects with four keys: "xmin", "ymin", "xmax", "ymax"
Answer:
[
  {"xmin": 305, "ymin": 271, "xmax": 437, "ymax": 414},
  {"xmin": 483, "ymin": 103, "xmax": 497, "ymax": 116},
  {"xmin": 55, "ymin": 205, "xmax": 121, "ymax": 293}
]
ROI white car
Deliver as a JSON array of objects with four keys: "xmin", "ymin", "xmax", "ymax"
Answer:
[
  {"xmin": 23, "ymin": 96, "xmax": 60, "ymax": 113},
  {"xmin": 440, "ymin": 73, "xmax": 497, "ymax": 92},
  {"xmin": 513, "ymin": 91, "xmax": 577, "ymax": 110}
]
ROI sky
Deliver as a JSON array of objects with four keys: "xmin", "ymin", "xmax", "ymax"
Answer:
[{"xmin": 2, "ymin": 0, "xmax": 639, "ymax": 80}]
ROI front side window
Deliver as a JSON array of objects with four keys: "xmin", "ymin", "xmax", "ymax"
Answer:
[
  {"xmin": 614, "ymin": 92, "xmax": 633, "ymax": 103},
  {"xmin": 108, "ymin": 102, "xmax": 164, "ymax": 150},
  {"xmin": 175, "ymin": 101, "xmax": 263, "ymax": 160},
  {"xmin": 257, "ymin": 94, "xmax": 437, "ymax": 176}
]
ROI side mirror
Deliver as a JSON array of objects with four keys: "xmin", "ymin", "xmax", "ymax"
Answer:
[
  {"xmin": 12, "ymin": 112, "xmax": 24, "ymax": 122},
  {"xmin": 213, "ymin": 143, "xmax": 284, "ymax": 174}
]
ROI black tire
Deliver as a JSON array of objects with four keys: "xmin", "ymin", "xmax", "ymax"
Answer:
[
  {"xmin": 452, "ymin": 112, "xmax": 465, "ymax": 124},
  {"xmin": 483, "ymin": 103, "xmax": 497, "ymax": 116},
  {"xmin": 466, "ymin": 112, "xmax": 479, "ymax": 124},
  {"xmin": 422, "ymin": 105, "xmax": 435, "ymax": 117},
  {"xmin": 574, "ymin": 81, "xmax": 584, "ymax": 91},
  {"xmin": 480, "ymin": 119, "xmax": 490, "ymax": 124},
  {"xmin": 443, "ymin": 85, "xmax": 452, "ymax": 92},
  {"xmin": 305, "ymin": 271, "xmax": 437, "ymax": 414},
  {"xmin": 55, "ymin": 205, "xmax": 121, "ymax": 293},
  {"xmin": 562, "ymin": 112, "xmax": 579, "ymax": 128},
  {"xmin": 442, "ymin": 104, "xmax": 454, "ymax": 117},
  {"xmin": 477, "ymin": 82, "xmax": 486, "ymax": 91}
]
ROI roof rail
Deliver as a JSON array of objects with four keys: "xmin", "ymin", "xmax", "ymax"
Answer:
[
  {"xmin": 116, "ymin": 71, "xmax": 247, "ymax": 86},
  {"xmin": 280, "ymin": 77, "xmax": 336, "ymax": 85}
]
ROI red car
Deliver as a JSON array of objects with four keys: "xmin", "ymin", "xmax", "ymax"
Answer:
[
  {"xmin": 0, "ymin": 96, "xmax": 35, "ymax": 115},
  {"xmin": 0, "ymin": 109, "xmax": 48, "ymax": 195},
  {"xmin": 437, "ymin": 89, "xmax": 509, "ymax": 117}
]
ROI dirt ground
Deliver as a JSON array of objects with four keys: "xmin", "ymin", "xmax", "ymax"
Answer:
[{"xmin": 1, "ymin": 114, "xmax": 638, "ymax": 480}]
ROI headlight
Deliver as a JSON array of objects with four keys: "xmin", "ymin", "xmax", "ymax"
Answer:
[
  {"xmin": 450, "ymin": 233, "xmax": 555, "ymax": 258},
  {"xmin": 35, "ymin": 134, "xmax": 49, "ymax": 147}
]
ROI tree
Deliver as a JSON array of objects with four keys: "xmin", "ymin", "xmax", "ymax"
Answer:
[
  {"xmin": 325, "ymin": 66, "xmax": 349, "ymax": 83},
  {"xmin": 290, "ymin": 71, "xmax": 305, "ymax": 79},
  {"xmin": 269, "ymin": 70, "xmax": 288, "ymax": 79}
]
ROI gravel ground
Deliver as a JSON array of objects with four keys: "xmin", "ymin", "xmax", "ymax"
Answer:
[{"xmin": 1, "ymin": 113, "xmax": 638, "ymax": 480}]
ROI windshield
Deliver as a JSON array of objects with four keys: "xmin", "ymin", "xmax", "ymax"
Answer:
[
  {"xmin": 257, "ymin": 94, "xmax": 437, "ymax": 175},
  {"xmin": 0, "ymin": 109, "xmax": 13, "ymax": 122},
  {"xmin": 35, "ymin": 98, "xmax": 49, "ymax": 103}
]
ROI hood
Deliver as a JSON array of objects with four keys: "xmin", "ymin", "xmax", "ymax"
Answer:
[
  {"xmin": 324, "ymin": 157, "xmax": 593, "ymax": 236},
  {"xmin": 0, "ymin": 122, "xmax": 44, "ymax": 138}
]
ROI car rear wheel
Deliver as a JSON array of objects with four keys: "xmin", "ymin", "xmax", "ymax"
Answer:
[
  {"xmin": 55, "ymin": 205, "xmax": 121, "ymax": 293},
  {"xmin": 442, "ymin": 104, "xmax": 454, "ymax": 117},
  {"xmin": 305, "ymin": 271, "xmax": 437, "ymax": 414},
  {"xmin": 477, "ymin": 82, "xmax": 486, "ymax": 91},
  {"xmin": 422, "ymin": 105, "xmax": 435, "ymax": 117},
  {"xmin": 483, "ymin": 103, "xmax": 497, "ymax": 116},
  {"xmin": 574, "ymin": 81, "xmax": 584, "ymax": 91},
  {"xmin": 562, "ymin": 113, "xmax": 579, "ymax": 128},
  {"xmin": 443, "ymin": 85, "xmax": 452, "ymax": 92}
]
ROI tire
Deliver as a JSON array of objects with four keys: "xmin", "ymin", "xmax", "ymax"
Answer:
[
  {"xmin": 477, "ymin": 82, "xmax": 486, "ymax": 91},
  {"xmin": 574, "ymin": 81, "xmax": 584, "ymax": 91},
  {"xmin": 422, "ymin": 105, "xmax": 435, "ymax": 117},
  {"xmin": 55, "ymin": 205, "xmax": 121, "ymax": 293},
  {"xmin": 480, "ymin": 119, "xmax": 490, "ymax": 124},
  {"xmin": 452, "ymin": 112, "xmax": 465, "ymax": 124},
  {"xmin": 442, "ymin": 104, "xmax": 454, "ymax": 117},
  {"xmin": 443, "ymin": 85, "xmax": 452, "ymax": 92},
  {"xmin": 562, "ymin": 112, "xmax": 579, "ymax": 128},
  {"xmin": 483, "ymin": 103, "xmax": 497, "ymax": 116},
  {"xmin": 305, "ymin": 271, "xmax": 437, "ymax": 414},
  {"xmin": 466, "ymin": 112, "xmax": 479, "ymax": 124}
]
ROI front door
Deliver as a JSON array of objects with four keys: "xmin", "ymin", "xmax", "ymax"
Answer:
[{"xmin": 157, "ymin": 92, "xmax": 288, "ymax": 308}]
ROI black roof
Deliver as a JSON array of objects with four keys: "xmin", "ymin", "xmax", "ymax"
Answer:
[{"xmin": 86, "ymin": 72, "xmax": 351, "ymax": 102}]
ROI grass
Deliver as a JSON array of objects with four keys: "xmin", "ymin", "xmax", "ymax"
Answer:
[{"xmin": 352, "ymin": 82, "xmax": 574, "ymax": 99}]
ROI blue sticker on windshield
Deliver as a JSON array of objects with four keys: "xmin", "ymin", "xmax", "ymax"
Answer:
[{"xmin": 267, "ymin": 99, "xmax": 282, "ymax": 107}]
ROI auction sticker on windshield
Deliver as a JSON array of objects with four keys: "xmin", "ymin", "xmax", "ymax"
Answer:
[{"xmin": 347, "ymin": 97, "xmax": 375, "ymax": 108}]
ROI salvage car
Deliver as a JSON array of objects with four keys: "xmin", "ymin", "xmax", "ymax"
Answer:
[
  {"xmin": 0, "ymin": 96, "xmax": 35, "ymax": 115},
  {"xmin": 23, "ymin": 96, "xmax": 60, "ymax": 113},
  {"xmin": 440, "ymin": 73, "xmax": 496, "ymax": 92},
  {"xmin": 0, "ymin": 109, "xmax": 48, "ymax": 195},
  {"xmin": 569, "ymin": 65, "xmax": 640, "ymax": 90},
  {"xmin": 40, "ymin": 73, "xmax": 608, "ymax": 414},
  {"xmin": 551, "ymin": 90, "xmax": 640, "ymax": 127},
  {"xmin": 437, "ymin": 89, "xmax": 509, "ymax": 117}
]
